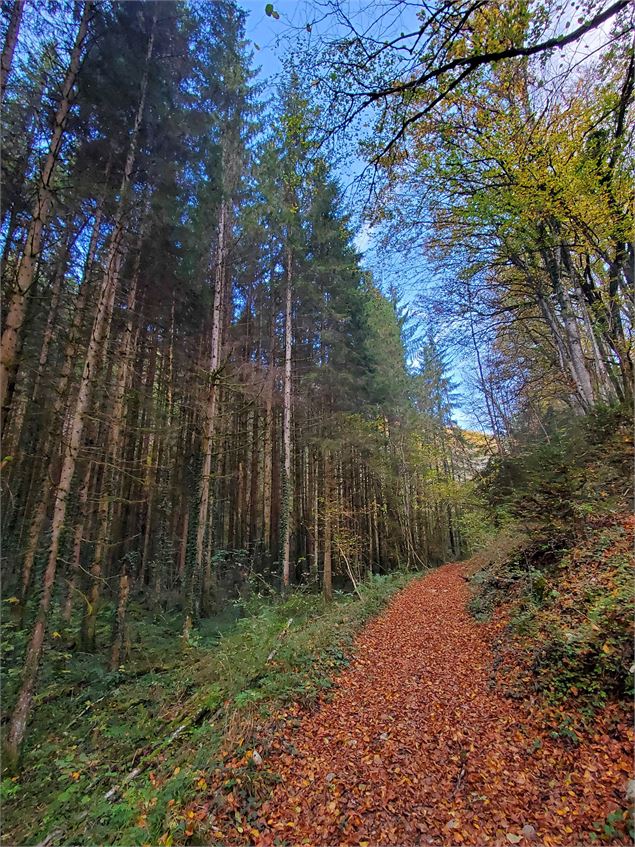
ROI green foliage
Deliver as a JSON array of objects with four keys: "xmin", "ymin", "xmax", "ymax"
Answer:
[
  {"xmin": 457, "ymin": 482, "xmax": 513, "ymax": 557},
  {"xmin": 530, "ymin": 532, "xmax": 634, "ymax": 708},
  {"xmin": 590, "ymin": 807, "xmax": 635, "ymax": 843},
  {"xmin": 481, "ymin": 403, "xmax": 632, "ymax": 530}
]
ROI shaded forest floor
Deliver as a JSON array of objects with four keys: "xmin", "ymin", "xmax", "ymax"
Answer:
[
  {"xmin": 2, "ymin": 520, "xmax": 633, "ymax": 846},
  {"xmin": 0, "ymin": 573, "xmax": 413, "ymax": 845},
  {"xmin": 201, "ymin": 525, "xmax": 633, "ymax": 847}
]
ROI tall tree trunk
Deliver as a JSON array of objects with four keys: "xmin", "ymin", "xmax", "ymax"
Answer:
[
  {"xmin": 323, "ymin": 450, "xmax": 333, "ymax": 601},
  {"xmin": 248, "ymin": 409, "xmax": 260, "ymax": 548},
  {"xmin": 0, "ymin": 2, "xmax": 93, "ymax": 426},
  {"xmin": 109, "ymin": 568, "xmax": 130, "ymax": 671},
  {"xmin": 262, "ymin": 303, "xmax": 276, "ymax": 556},
  {"xmin": 312, "ymin": 449, "xmax": 320, "ymax": 581},
  {"xmin": 558, "ymin": 282, "xmax": 595, "ymax": 409},
  {"xmin": 4, "ymin": 13, "xmax": 155, "ymax": 764},
  {"xmin": 280, "ymin": 246, "xmax": 293, "ymax": 588},
  {"xmin": 139, "ymin": 344, "xmax": 158, "ymax": 583},
  {"xmin": 4, "ymin": 239, "xmax": 68, "ymax": 462},
  {"xmin": 62, "ymin": 456, "xmax": 93, "ymax": 623},
  {"xmin": 184, "ymin": 199, "xmax": 228, "ymax": 640},
  {"xmin": 0, "ymin": 0, "xmax": 25, "ymax": 104},
  {"xmin": 81, "ymin": 216, "xmax": 146, "ymax": 650},
  {"xmin": 540, "ymin": 242, "xmax": 596, "ymax": 409},
  {"xmin": 15, "ymin": 204, "xmax": 104, "ymax": 606},
  {"xmin": 178, "ymin": 506, "xmax": 189, "ymax": 583}
]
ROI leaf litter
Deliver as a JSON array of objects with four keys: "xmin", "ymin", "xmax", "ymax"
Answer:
[{"xmin": 201, "ymin": 564, "xmax": 632, "ymax": 845}]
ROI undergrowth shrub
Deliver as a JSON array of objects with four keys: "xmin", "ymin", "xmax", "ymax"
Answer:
[
  {"xmin": 466, "ymin": 403, "xmax": 634, "ymax": 713},
  {"xmin": 479, "ymin": 403, "xmax": 632, "ymax": 533}
]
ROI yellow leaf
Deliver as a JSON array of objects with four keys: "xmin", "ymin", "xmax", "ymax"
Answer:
[{"xmin": 602, "ymin": 642, "xmax": 613, "ymax": 654}]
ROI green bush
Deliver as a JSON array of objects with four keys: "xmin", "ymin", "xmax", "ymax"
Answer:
[{"xmin": 478, "ymin": 402, "xmax": 632, "ymax": 532}]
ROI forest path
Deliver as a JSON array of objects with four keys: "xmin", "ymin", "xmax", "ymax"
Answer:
[{"xmin": 248, "ymin": 564, "xmax": 630, "ymax": 846}]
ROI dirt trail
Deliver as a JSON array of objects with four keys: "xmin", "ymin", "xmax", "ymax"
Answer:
[{"xmin": 250, "ymin": 564, "xmax": 631, "ymax": 846}]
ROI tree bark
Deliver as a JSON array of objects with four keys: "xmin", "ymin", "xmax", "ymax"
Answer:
[
  {"xmin": 0, "ymin": 0, "xmax": 25, "ymax": 104},
  {"xmin": 16, "ymin": 204, "xmax": 104, "ymax": 607},
  {"xmin": 4, "ymin": 11, "xmax": 155, "ymax": 763},
  {"xmin": 323, "ymin": 450, "xmax": 333, "ymax": 601},
  {"xmin": 110, "ymin": 570, "xmax": 130, "ymax": 671},
  {"xmin": 262, "ymin": 303, "xmax": 276, "ymax": 556},
  {"xmin": 62, "ymin": 456, "xmax": 93, "ymax": 623},
  {"xmin": 184, "ymin": 199, "xmax": 228, "ymax": 640},
  {"xmin": 3, "ymin": 238, "xmax": 69, "ymax": 464},
  {"xmin": 0, "ymin": 2, "xmax": 93, "ymax": 426},
  {"xmin": 81, "ymin": 214, "xmax": 146, "ymax": 650},
  {"xmin": 280, "ymin": 246, "xmax": 293, "ymax": 588}
]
